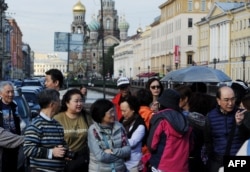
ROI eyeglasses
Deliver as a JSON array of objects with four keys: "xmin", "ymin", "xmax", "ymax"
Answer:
[
  {"xmin": 150, "ymin": 85, "xmax": 161, "ymax": 89},
  {"xmin": 221, "ymin": 97, "xmax": 236, "ymax": 103}
]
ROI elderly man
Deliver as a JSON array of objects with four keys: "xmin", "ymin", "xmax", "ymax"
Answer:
[
  {"xmin": 0, "ymin": 81, "xmax": 22, "ymax": 172},
  {"xmin": 23, "ymin": 89, "xmax": 66, "ymax": 172},
  {"xmin": 205, "ymin": 86, "xmax": 248, "ymax": 172}
]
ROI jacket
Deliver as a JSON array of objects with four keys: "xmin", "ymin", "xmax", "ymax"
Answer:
[
  {"xmin": 0, "ymin": 127, "xmax": 24, "ymax": 172},
  {"xmin": 205, "ymin": 106, "xmax": 246, "ymax": 157},
  {"xmin": 112, "ymin": 93, "xmax": 123, "ymax": 120},
  {"xmin": 147, "ymin": 109, "xmax": 192, "ymax": 172},
  {"xmin": 88, "ymin": 122, "xmax": 131, "ymax": 172},
  {"xmin": 120, "ymin": 115, "xmax": 147, "ymax": 170}
]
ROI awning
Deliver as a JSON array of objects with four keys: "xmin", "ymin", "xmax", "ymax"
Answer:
[{"xmin": 136, "ymin": 72, "xmax": 159, "ymax": 77}]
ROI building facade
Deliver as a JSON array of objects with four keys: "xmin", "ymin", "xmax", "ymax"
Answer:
[
  {"xmin": 34, "ymin": 53, "xmax": 67, "ymax": 76},
  {"xmin": 196, "ymin": 2, "xmax": 250, "ymax": 81},
  {"xmin": 69, "ymin": 0, "xmax": 124, "ymax": 79},
  {"xmin": 113, "ymin": 0, "xmax": 249, "ymax": 82}
]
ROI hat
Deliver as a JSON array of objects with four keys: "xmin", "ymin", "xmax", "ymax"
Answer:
[
  {"xmin": 117, "ymin": 77, "xmax": 130, "ymax": 87},
  {"xmin": 157, "ymin": 89, "xmax": 180, "ymax": 110}
]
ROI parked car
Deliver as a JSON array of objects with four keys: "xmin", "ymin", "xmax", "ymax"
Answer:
[
  {"xmin": 21, "ymin": 79, "xmax": 44, "ymax": 88},
  {"xmin": 20, "ymin": 88, "xmax": 41, "ymax": 114},
  {"xmin": 14, "ymin": 88, "xmax": 39, "ymax": 171}
]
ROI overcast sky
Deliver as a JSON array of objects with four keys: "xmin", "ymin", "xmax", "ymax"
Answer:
[{"xmin": 5, "ymin": 0, "xmax": 166, "ymax": 53}]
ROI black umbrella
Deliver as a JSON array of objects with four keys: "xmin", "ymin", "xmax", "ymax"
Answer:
[{"xmin": 161, "ymin": 66, "xmax": 231, "ymax": 83}]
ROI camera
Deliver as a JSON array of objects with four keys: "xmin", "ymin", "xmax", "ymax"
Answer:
[{"xmin": 64, "ymin": 148, "xmax": 76, "ymax": 159}]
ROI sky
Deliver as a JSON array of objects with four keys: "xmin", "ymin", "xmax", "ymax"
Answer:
[{"xmin": 5, "ymin": 0, "xmax": 166, "ymax": 54}]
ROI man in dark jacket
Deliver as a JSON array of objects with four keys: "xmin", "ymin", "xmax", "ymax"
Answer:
[
  {"xmin": 205, "ymin": 86, "xmax": 248, "ymax": 172},
  {"xmin": 0, "ymin": 81, "xmax": 22, "ymax": 172}
]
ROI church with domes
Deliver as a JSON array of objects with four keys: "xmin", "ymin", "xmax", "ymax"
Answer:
[{"xmin": 69, "ymin": 0, "xmax": 129, "ymax": 79}]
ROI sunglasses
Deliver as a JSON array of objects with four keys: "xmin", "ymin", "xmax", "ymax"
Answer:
[
  {"xmin": 119, "ymin": 85, "xmax": 129, "ymax": 90},
  {"xmin": 150, "ymin": 85, "xmax": 161, "ymax": 89}
]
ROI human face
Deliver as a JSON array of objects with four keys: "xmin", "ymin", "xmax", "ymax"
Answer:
[
  {"xmin": 119, "ymin": 85, "xmax": 130, "ymax": 97},
  {"xmin": 52, "ymin": 99, "xmax": 61, "ymax": 116},
  {"xmin": 120, "ymin": 101, "xmax": 134, "ymax": 120},
  {"xmin": 80, "ymin": 87, "xmax": 87, "ymax": 96},
  {"xmin": 217, "ymin": 87, "xmax": 235, "ymax": 113},
  {"xmin": 149, "ymin": 81, "xmax": 161, "ymax": 97},
  {"xmin": 45, "ymin": 75, "xmax": 59, "ymax": 91},
  {"xmin": 0, "ymin": 84, "xmax": 14, "ymax": 104},
  {"xmin": 66, "ymin": 94, "xmax": 84, "ymax": 114},
  {"xmin": 102, "ymin": 108, "xmax": 115, "ymax": 125}
]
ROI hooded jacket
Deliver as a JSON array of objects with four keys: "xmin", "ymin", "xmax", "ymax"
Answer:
[{"xmin": 147, "ymin": 109, "xmax": 192, "ymax": 172}]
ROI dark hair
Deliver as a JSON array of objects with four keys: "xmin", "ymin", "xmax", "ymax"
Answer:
[
  {"xmin": 175, "ymin": 85, "xmax": 192, "ymax": 100},
  {"xmin": 136, "ymin": 88, "xmax": 153, "ymax": 106},
  {"xmin": 242, "ymin": 93, "xmax": 250, "ymax": 111},
  {"xmin": 45, "ymin": 69, "xmax": 64, "ymax": 88},
  {"xmin": 80, "ymin": 85, "xmax": 87, "ymax": 90},
  {"xmin": 38, "ymin": 89, "xmax": 60, "ymax": 109},
  {"xmin": 60, "ymin": 89, "xmax": 83, "ymax": 111},
  {"xmin": 145, "ymin": 78, "xmax": 164, "ymax": 96},
  {"xmin": 91, "ymin": 99, "xmax": 114, "ymax": 123},
  {"xmin": 119, "ymin": 96, "xmax": 140, "ymax": 114},
  {"xmin": 189, "ymin": 92, "xmax": 216, "ymax": 115}
]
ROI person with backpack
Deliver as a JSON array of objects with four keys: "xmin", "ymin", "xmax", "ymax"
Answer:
[{"xmin": 147, "ymin": 89, "xmax": 192, "ymax": 172}]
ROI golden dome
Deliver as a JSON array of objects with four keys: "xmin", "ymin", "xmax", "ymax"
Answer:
[{"xmin": 73, "ymin": 1, "xmax": 86, "ymax": 12}]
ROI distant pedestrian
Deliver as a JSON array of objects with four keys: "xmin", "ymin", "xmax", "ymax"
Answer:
[
  {"xmin": 112, "ymin": 77, "xmax": 131, "ymax": 120},
  {"xmin": 79, "ymin": 85, "xmax": 87, "ymax": 103},
  {"xmin": 145, "ymin": 78, "xmax": 163, "ymax": 113},
  {"xmin": 23, "ymin": 89, "xmax": 67, "ymax": 172},
  {"xmin": 44, "ymin": 68, "xmax": 64, "ymax": 91}
]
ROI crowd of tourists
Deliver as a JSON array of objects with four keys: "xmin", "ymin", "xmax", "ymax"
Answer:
[{"xmin": 0, "ymin": 68, "xmax": 250, "ymax": 172}]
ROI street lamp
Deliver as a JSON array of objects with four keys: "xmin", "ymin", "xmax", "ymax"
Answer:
[
  {"xmin": 129, "ymin": 67, "xmax": 132, "ymax": 79},
  {"xmin": 138, "ymin": 66, "xmax": 140, "ymax": 80},
  {"xmin": 147, "ymin": 65, "xmax": 150, "ymax": 80},
  {"xmin": 213, "ymin": 58, "xmax": 219, "ymax": 69},
  {"xmin": 162, "ymin": 64, "xmax": 165, "ymax": 76},
  {"xmin": 100, "ymin": 0, "xmax": 106, "ymax": 98},
  {"xmin": 241, "ymin": 54, "xmax": 246, "ymax": 82}
]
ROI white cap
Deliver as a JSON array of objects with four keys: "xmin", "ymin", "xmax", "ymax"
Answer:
[{"xmin": 117, "ymin": 77, "xmax": 130, "ymax": 87}]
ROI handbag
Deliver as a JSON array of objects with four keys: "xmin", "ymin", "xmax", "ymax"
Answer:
[{"xmin": 64, "ymin": 146, "xmax": 89, "ymax": 172}]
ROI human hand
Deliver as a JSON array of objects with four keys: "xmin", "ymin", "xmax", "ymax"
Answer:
[
  {"xmin": 235, "ymin": 109, "xmax": 246, "ymax": 125},
  {"xmin": 104, "ymin": 149, "xmax": 113, "ymax": 154},
  {"xmin": 52, "ymin": 145, "xmax": 66, "ymax": 158}
]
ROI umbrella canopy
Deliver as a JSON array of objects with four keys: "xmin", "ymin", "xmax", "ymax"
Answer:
[{"xmin": 161, "ymin": 66, "xmax": 231, "ymax": 83}]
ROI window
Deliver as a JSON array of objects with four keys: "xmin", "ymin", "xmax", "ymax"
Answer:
[
  {"xmin": 188, "ymin": 18, "xmax": 193, "ymax": 28},
  {"xmin": 188, "ymin": 0, "xmax": 193, "ymax": 11},
  {"xmin": 188, "ymin": 35, "xmax": 192, "ymax": 45},
  {"xmin": 201, "ymin": 0, "xmax": 206, "ymax": 11},
  {"xmin": 106, "ymin": 19, "xmax": 110, "ymax": 29},
  {"xmin": 187, "ymin": 55, "xmax": 193, "ymax": 64}
]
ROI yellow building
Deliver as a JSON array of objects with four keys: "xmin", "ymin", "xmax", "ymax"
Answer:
[{"xmin": 196, "ymin": 2, "xmax": 250, "ymax": 82}]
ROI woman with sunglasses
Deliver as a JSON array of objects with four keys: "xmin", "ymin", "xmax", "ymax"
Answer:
[{"xmin": 146, "ymin": 78, "xmax": 164, "ymax": 113}]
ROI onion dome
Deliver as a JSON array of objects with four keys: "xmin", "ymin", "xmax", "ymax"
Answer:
[
  {"xmin": 73, "ymin": 1, "xmax": 86, "ymax": 12},
  {"xmin": 118, "ymin": 16, "xmax": 129, "ymax": 32},
  {"xmin": 88, "ymin": 16, "xmax": 100, "ymax": 31}
]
